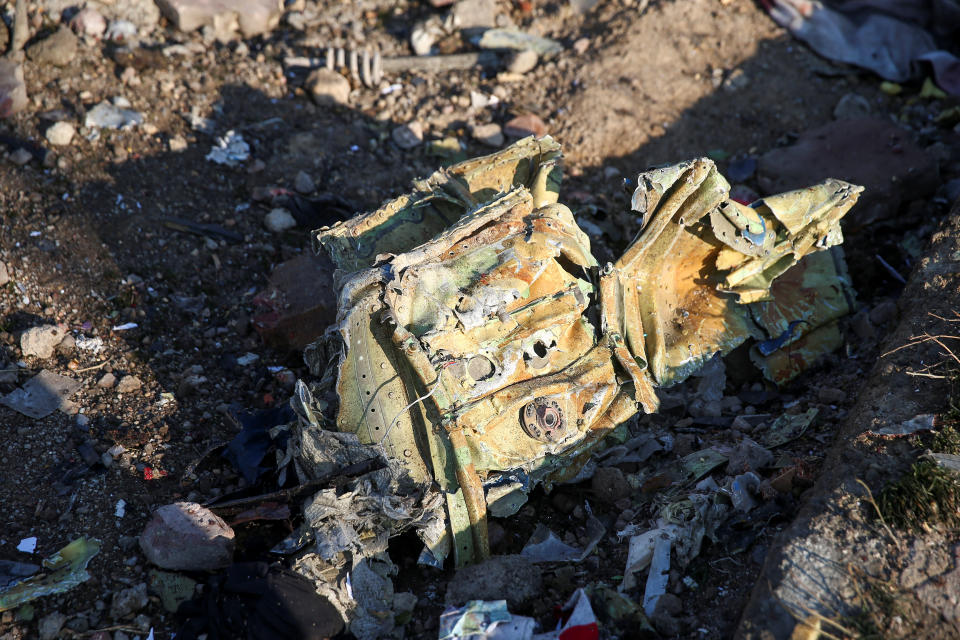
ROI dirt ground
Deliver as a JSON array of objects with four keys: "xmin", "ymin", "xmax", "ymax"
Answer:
[{"xmin": 0, "ymin": 0, "xmax": 958, "ymax": 638}]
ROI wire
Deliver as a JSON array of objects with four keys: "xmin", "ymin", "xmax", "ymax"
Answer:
[{"xmin": 379, "ymin": 373, "xmax": 446, "ymax": 444}]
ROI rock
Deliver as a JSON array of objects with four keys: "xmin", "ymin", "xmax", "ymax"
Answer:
[
  {"xmin": 591, "ymin": 466, "xmax": 632, "ymax": 504},
  {"xmin": 140, "ymin": 502, "xmax": 235, "ymax": 570},
  {"xmin": 305, "ymin": 68, "xmax": 350, "ymax": 106},
  {"xmin": 0, "ymin": 61, "xmax": 27, "ymax": 118},
  {"xmin": 722, "ymin": 68, "xmax": 749, "ymax": 92},
  {"xmin": 470, "ymin": 122, "xmax": 504, "ymax": 147},
  {"xmin": 0, "ymin": 261, "xmax": 8, "ymax": 286},
  {"xmin": 154, "ymin": 0, "xmax": 282, "ymax": 38},
  {"xmin": 169, "ymin": 135, "xmax": 187, "ymax": 152},
  {"xmin": 98, "ymin": 372, "xmax": 117, "ymax": 388},
  {"xmin": 57, "ymin": 333, "xmax": 76, "ymax": 355},
  {"xmin": 851, "ymin": 309, "xmax": 876, "ymax": 340},
  {"xmin": 870, "ymin": 300, "xmax": 898, "ymax": 325},
  {"xmin": 45, "ymin": 121, "xmax": 75, "ymax": 146},
  {"xmin": 573, "ymin": 37, "xmax": 590, "ymax": 54},
  {"xmin": 110, "ymin": 583, "xmax": 148, "ymax": 619},
  {"xmin": 651, "ymin": 593, "xmax": 682, "ymax": 636},
  {"xmin": 294, "ymin": 170, "xmax": 315, "ymax": 194},
  {"xmin": 27, "ymin": 26, "xmax": 78, "ymax": 67},
  {"xmin": 38, "ymin": 611, "xmax": 67, "ymax": 640},
  {"xmin": 504, "ymin": 114, "xmax": 547, "ymax": 138},
  {"xmin": 818, "ymin": 387, "xmax": 846, "ymax": 405},
  {"xmin": 253, "ymin": 253, "xmax": 337, "ymax": 350},
  {"xmin": 9, "ymin": 148, "xmax": 32, "ymax": 165},
  {"xmin": 20, "ymin": 324, "xmax": 66, "ymax": 359},
  {"xmin": 506, "ymin": 49, "xmax": 538, "ymax": 74},
  {"xmin": 452, "ymin": 0, "xmax": 498, "ymax": 29},
  {"xmin": 410, "ymin": 21, "xmax": 439, "ymax": 56},
  {"xmin": 726, "ymin": 437, "xmax": 774, "ymax": 474},
  {"xmin": 392, "ymin": 122, "xmax": 424, "ymax": 149},
  {"xmin": 116, "ymin": 375, "xmax": 142, "ymax": 393},
  {"xmin": 757, "ymin": 119, "xmax": 938, "ymax": 229},
  {"xmin": 445, "ymin": 555, "xmax": 541, "ymax": 609},
  {"xmin": 833, "ymin": 92, "xmax": 871, "ymax": 120},
  {"xmin": 264, "ymin": 208, "xmax": 297, "ymax": 233},
  {"xmin": 70, "ymin": 8, "xmax": 107, "ymax": 38}
]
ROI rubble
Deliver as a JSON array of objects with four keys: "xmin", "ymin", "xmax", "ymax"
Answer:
[
  {"xmin": 139, "ymin": 503, "xmax": 235, "ymax": 571},
  {"xmin": 20, "ymin": 325, "xmax": 67, "ymax": 359},
  {"xmin": 154, "ymin": 0, "xmax": 283, "ymax": 39},
  {"xmin": 306, "ymin": 136, "xmax": 862, "ymax": 566}
]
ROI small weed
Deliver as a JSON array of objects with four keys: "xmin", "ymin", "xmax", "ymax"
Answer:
[
  {"xmin": 840, "ymin": 565, "xmax": 901, "ymax": 640},
  {"xmin": 931, "ymin": 423, "xmax": 960, "ymax": 455},
  {"xmin": 878, "ymin": 460, "xmax": 960, "ymax": 531}
]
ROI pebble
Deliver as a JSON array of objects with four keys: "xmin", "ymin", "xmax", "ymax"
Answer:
[
  {"xmin": 169, "ymin": 135, "xmax": 188, "ymax": 152},
  {"xmin": 722, "ymin": 68, "xmax": 749, "ymax": 92},
  {"xmin": 38, "ymin": 611, "xmax": 67, "ymax": 640},
  {"xmin": 0, "ymin": 261, "xmax": 8, "ymax": 286},
  {"xmin": 264, "ymin": 208, "xmax": 297, "ymax": 233},
  {"xmin": 116, "ymin": 375, "xmax": 142, "ymax": 393},
  {"xmin": 9, "ymin": 148, "xmax": 32, "ymax": 165},
  {"xmin": 452, "ymin": 0, "xmax": 499, "ymax": 29},
  {"xmin": 140, "ymin": 502, "xmax": 235, "ymax": 570},
  {"xmin": 0, "ymin": 60, "xmax": 27, "ymax": 118},
  {"xmin": 27, "ymin": 26, "xmax": 79, "ymax": 67},
  {"xmin": 870, "ymin": 300, "xmax": 898, "ymax": 325},
  {"xmin": 45, "ymin": 121, "xmax": 76, "ymax": 146},
  {"xmin": 504, "ymin": 113, "xmax": 547, "ymax": 138},
  {"xmin": 20, "ymin": 324, "xmax": 66, "ymax": 359},
  {"xmin": 294, "ymin": 170, "xmax": 315, "ymax": 194},
  {"xmin": 70, "ymin": 8, "xmax": 107, "ymax": 38},
  {"xmin": 98, "ymin": 372, "xmax": 117, "ymax": 388},
  {"xmin": 110, "ymin": 583, "xmax": 148, "ymax": 619},
  {"xmin": 506, "ymin": 49, "xmax": 538, "ymax": 74},
  {"xmin": 392, "ymin": 121, "xmax": 424, "ymax": 149},
  {"xmin": 818, "ymin": 387, "xmax": 846, "ymax": 405},
  {"xmin": 833, "ymin": 92, "xmax": 871, "ymax": 120},
  {"xmin": 471, "ymin": 122, "xmax": 504, "ymax": 147},
  {"xmin": 573, "ymin": 37, "xmax": 591, "ymax": 54},
  {"xmin": 305, "ymin": 68, "xmax": 350, "ymax": 106}
]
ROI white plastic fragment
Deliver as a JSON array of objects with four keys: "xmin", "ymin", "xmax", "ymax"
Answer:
[
  {"xmin": 642, "ymin": 531, "xmax": 672, "ymax": 616},
  {"xmin": 206, "ymin": 130, "xmax": 250, "ymax": 167},
  {"xmin": 75, "ymin": 335, "xmax": 104, "ymax": 353},
  {"xmin": 115, "ymin": 499, "xmax": 126, "ymax": 518},
  {"xmin": 112, "ymin": 322, "xmax": 138, "ymax": 331},
  {"xmin": 17, "ymin": 537, "xmax": 37, "ymax": 553},
  {"xmin": 85, "ymin": 101, "xmax": 144, "ymax": 129}
]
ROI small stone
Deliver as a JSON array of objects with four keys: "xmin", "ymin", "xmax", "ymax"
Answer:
[
  {"xmin": 110, "ymin": 583, "xmax": 149, "ymax": 619},
  {"xmin": 98, "ymin": 372, "xmax": 117, "ymax": 388},
  {"xmin": 155, "ymin": 0, "xmax": 282, "ymax": 38},
  {"xmin": 305, "ymin": 68, "xmax": 350, "ymax": 106},
  {"xmin": 471, "ymin": 123, "xmax": 504, "ymax": 147},
  {"xmin": 116, "ymin": 375, "xmax": 142, "ymax": 393},
  {"xmin": 9, "ymin": 148, "xmax": 32, "ymax": 165},
  {"xmin": 452, "ymin": 0, "xmax": 498, "ymax": 29},
  {"xmin": 504, "ymin": 114, "xmax": 547, "ymax": 138},
  {"xmin": 410, "ymin": 22, "xmax": 438, "ymax": 56},
  {"xmin": 264, "ymin": 208, "xmax": 297, "ymax": 233},
  {"xmin": 833, "ymin": 93, "xmax": 871, "ymax": 120},
  {"xmin": 140, "ymin": 502, "xmax": 235, "ymax": 570},
  {"xmin": 57, "ymin": 334, "xmax": 76, "ymax": 355},
  {"xmin": 817, "ymin": 387, "xmax": 846, "ymax": 405},
  {"xmin": 851, "ymin": 309, "xmax": 876, "ymax": 340},
  {"xmin": 169, "ymin": 135, "xmax": 188, "ymax": 152},
  {"xmin": 591, "ymin": 466, "xmax": 632, "ymax": 504},
  {"xmin": 70, "ymin": 8, "xmax": 107, "ymax": 38},
  {"xmin": 27, "ymin": 26, "xmax": 79, "ymax": 67},
  {"xmin": 45, "ymin": 121, "xmax": 76, "ymax": 146},
  {"xmin": 0, "ymin": 261, "xmax": 8, "ymax": 286},
  {"xmin": 445, "ymin": 555, "xmax": 541, "ymax": 609},
  {"xmin": 573, "ymin": 37, "xmax": 590, "ymax": 54},
  {"xmin": 870, "ymin": 300, "xmax": 898, "ymax": 325},
  {"xmin": 20, "ymin": 325, "xmax": 66, "ymax": 359},
  {"xmin": 506, "ymin": 49, "xmax": 538, "ymax": 74},
  {"xmin": 392, "ymin": 121, "xmax": 424, "ymax": 149},
  {"xmin": 294, "ymin": 170, "xmax": 315, "ymax": 194},
  {"xmin": 38, "ymin": 611, "xmax": 67, "ymax": 640},
  {"xmin": 0, "ymin": 61, "xmax": 27, "ymax": 118},
  {"xmin": 722, "ymin": 68, "xmax": 748, "ymax": 92}
]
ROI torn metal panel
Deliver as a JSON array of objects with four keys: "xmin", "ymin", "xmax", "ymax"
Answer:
[
  {"xmin": 315, "ymin": 135, "xmax": 562, "ymax": 274},
  {"xmin": 308, "ymin": 138, "xmax": 862, "ymax": 568}
]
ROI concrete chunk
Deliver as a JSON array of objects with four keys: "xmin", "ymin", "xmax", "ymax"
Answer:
[{"xmin": 140, "ymin": 502, "xmax": 235, "ymax": 570}]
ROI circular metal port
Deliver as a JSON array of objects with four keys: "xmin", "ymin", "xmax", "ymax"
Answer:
[{"xmin": 521, "ymin": 398, "xmax": 567, "ymax": 443}]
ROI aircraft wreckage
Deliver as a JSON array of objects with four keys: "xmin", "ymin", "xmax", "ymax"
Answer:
[{"xmin": 287, "ymin": 136, "xmax": 861, "ymax": 570}]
